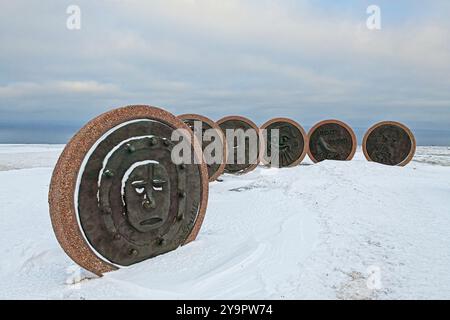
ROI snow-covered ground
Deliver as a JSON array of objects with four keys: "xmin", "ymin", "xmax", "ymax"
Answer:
[
  {"xmin": 0, "ymin": 144, "xmax": 449, "ymax": 299},
  {"xmin": 0, "ymin": 144, "xmax": 63, "ymax": 171}
]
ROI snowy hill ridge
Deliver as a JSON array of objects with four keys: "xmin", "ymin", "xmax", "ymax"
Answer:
[{"xmin": 0, "ymin": 145, "xmax": 449, "ymax": 299}]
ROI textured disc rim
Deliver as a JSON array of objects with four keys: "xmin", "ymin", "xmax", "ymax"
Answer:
[
  {"xmin": 48, "ymin": 105, "xmax": 209, "ymax": 276},
  {"xmin": 259, "ymin": 117, "xmax": 308, "ymax": 167},
  {"xmin": 178, "ymin": 113, "xmax": 227, "ymax": 182},
  {"xmin": 362, "ymin": 121, "xmax": 416, "ymax": 166},
  {"xmin": 307, "ymin": 119, "xmax": 357, "ymax": 163},
  {"xmin": 216, "ymin": 115, "xmax": 260, "ymax": 174}
]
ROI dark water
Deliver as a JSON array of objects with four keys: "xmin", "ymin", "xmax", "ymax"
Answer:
[
  {"xmin": 0, "ymin": 124, "xmax": 449, "ymax": 146},
  {"xmin": 0, "ymin": 124, "xmax": 78, "ymax": 144}
]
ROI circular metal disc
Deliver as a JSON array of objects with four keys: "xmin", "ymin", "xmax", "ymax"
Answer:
[
  {"xmin": 49, "ymin": 105, "xmax": 209, "ymax": 275},
  {"xmin": 363, "ymin": 121, "xmax": 416, "ymax": 166},
  {"xmin": 217, "ymin": 116, "xmax": 260, "ymax": 174},
  {"xmin": 259, "ymin": 117, "xmax": 308, "ymax": 167},
  {"xmin": 308, "ymin": 120, "xmax": 357, "ymax": 163},
  {"xmin": 178, "ymin": 114, "xmax": 227, "ymax": 182}
]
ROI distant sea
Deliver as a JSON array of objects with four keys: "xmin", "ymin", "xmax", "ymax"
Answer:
[{"xmin": 0, "ymin": 124, "xmax": 449, "ymax": 146}]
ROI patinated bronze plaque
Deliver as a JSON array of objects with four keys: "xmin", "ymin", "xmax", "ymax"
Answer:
[
  {"xmin": 363, "ymin": 121, "xmax": 416, "ymax": 166},
  {"xmin": 308, "ymin": 120, "xmax": 357, "ymax": 163},
  {"xmin": 179, "ymin": 114, "xmax": 227, "ymax": 182},
  {"xmin": 49, "ymin": 105, "xmax": 208, "ymax": 275},
  {"xmin": 259, "ymin": 118, "xmax": 308, "ymax": 168},
  {"xmin": 217, "ymin": 116, "xmax": 260, "ymax": 174}
]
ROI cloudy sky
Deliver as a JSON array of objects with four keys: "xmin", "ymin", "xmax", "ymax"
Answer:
[{"xmin": 1, "ymin": 0, "xmax": 449, "ymax": 144}]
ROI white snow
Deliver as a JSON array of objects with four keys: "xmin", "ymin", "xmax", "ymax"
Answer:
[
  {"xmin": 0, "ymin": 145, "xmax": 449, "ymax": 299},
  {"xmin": 0, "ymin": 144, "xmax": 63, "ymax": 171}
]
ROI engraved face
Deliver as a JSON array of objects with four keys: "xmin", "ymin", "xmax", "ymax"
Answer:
[
  {"xmin": 124, "ymin": 162, "xmax": 170, "ymax": 233},
  {"xmin": 265, "ymin": 123, "xmax": 304, "ymax": 167},
  {"xmin": 366, "ymin": 124, "xmax": 412, "ymax": 165},
  {"xmin": 77, "ymin": 119, "xmax": 204, "ymax": 267},
  {"xmin": 373, "ymin": 129, "xmax": 398, "ymax": 163}
]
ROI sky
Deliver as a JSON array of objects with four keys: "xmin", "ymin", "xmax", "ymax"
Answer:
[{"xmin": 0, "ymin": 0, "xmax": 449, "ymax": 145}]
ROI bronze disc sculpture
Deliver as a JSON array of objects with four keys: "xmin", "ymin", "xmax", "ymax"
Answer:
[
  {"xmin": 217, "ymin": 116, "xmax": 260, "ymax": 174},
  {"xmin": 259, "ymin": 117, "xmax": 308, "ymax": 168},
  {"xmin": 362, "ymin": 121, "xmax": 416, "ymax": 166},
  {"xmin": 178, "ymin": 114, "xmax": 227, "ymax": 182},
  {"xmin": 49, "ymin": 105, "xmax": 209, "ymax": 276},
  {"xmin": 308, "ymin": 119, "xmax": 357, "ymax": 163}
]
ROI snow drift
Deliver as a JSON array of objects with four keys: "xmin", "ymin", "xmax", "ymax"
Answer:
[{"xmin": 0, "ymin": 145, "xmax": 449, "ymax": 299}]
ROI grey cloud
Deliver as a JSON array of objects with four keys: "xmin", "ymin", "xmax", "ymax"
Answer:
[{"xmin": 0, "ymin": 0, "xmax": 449, "ymax": 145}]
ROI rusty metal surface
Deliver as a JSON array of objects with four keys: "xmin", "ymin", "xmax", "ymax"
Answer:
[
  {"xmin": 78, "ymin": 120, "xmax": 201, "ymax": 266},
  {"xmin": 260, "ymin": 118, "xmax": 307, "ymax": 167},
  {"xmin": 180, "ymin": 116, "xmax": 225, "ymax": 181},
  {"xmin": 364, "ymin": 122, "xmax": 415, "ymax": 166},
  {"xmin": 308, "ymin": 121, "xmax": 356, "ymax": 162},
  {"xmin": 217, "ymin": 116, "xmax": 260, "ymax": 174}
]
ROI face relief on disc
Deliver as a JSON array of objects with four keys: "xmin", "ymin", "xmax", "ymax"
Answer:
[
  {"xmin": 48, "ymin": 105, "xmax": 209, "ymax": 276},
  {"xmin": 363, "ymin": 121, "xmax": 416, "ymax": 166},
  {"xmin": 178, "ymin": 114, "xmax": 227, "ymax": 182},
  {"xmin": 308, "ymin": 120, "xmax": 357, "ymax": 163},
  {"xmin": 217, "ymin": 116, "xmax": 260, "ymax": 174},
  {"xmin": 259, "ymin": 118, "xmax": 308, "ymax": 168}
]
